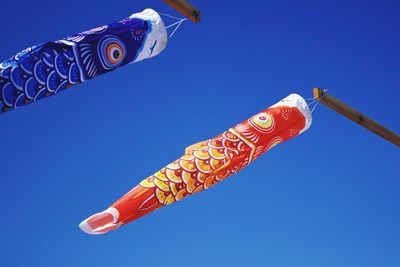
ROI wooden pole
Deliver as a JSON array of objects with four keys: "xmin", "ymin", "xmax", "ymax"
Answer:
[
  {"xmin": 163, "ymin": 0, "xmax": 201, "ymax": 23},
  {"xmin": 313, "ymin": 88, "xmax": 400, "ymax": 147}
]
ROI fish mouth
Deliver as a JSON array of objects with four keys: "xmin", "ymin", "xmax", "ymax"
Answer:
[{"xmin": 79, "ymin": 207, "xmax": 120, "ymax": 235}]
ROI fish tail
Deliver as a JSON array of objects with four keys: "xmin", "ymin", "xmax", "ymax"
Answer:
[
  {"xmin": 79, "ymin": 207, "xmax": 120, "ymax": 235},
  {"xmin": 79, "ymin": 185, "xmax": 162, "ymax": 234}
]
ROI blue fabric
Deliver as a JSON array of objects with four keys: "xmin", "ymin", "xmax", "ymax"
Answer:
[{"xmin": 0, "ymin": 16, "xmax": 151, "ymax": 113}]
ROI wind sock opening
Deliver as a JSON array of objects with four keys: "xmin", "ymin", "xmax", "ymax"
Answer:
[
  {"xmin": 130, "ymin": 9, "xmax": 168, "ymax": 62},
  {"xmin": 79, "ymin": 207, "xmax": 120, "ymax": 235}
]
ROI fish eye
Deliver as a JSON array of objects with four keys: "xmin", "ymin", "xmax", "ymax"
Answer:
[
  {"xmin": 249, "ymin": 112, "xmax": 275, "ymax": 133},
  {"xmin": 98, "ymin": 36, "xmax": 127, "ymax": 69},
  {"xmin": 109, "ymin": 48, "xmax": 121, "ymax": 61}
]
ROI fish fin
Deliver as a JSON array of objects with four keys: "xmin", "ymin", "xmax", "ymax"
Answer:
[{"xmin": 214, "ymin": 153, "xmax": 249, "ymax": 178}]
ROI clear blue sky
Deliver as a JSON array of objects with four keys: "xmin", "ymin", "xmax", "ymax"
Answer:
[{"xmin": 0, "ymin": 0, "xmax": 399, "ymax": 266}]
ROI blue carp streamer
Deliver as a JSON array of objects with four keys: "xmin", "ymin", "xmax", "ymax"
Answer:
[{"xmin": 0, "ymin": 9, "xmax": 167, "ymax": 114}]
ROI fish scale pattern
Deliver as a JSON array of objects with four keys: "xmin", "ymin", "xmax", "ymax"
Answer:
[
  {"xmin": 79, "ymin": 94, "xmax": 312, "ymax": 234},
  {"xmin": 0, "ymin": 44, "xmax": 80, "ymax": 112},
  {"xmin": 0, "ymin": 8, "xmax": 167, "ymax": 114},
  {"xmin": 111, "ymin": 100, "xmax": 310, "ymax": 225},
  {"xmin": 139, "ymin": 130, "xmax": 252, "ymax": 207}
]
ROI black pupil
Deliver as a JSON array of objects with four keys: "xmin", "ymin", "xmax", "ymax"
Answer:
[{"xmin": 113, "ymin": 50, "xmax": 120, "ymax": 58}]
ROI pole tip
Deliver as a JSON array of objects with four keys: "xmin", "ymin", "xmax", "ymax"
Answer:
[{"xmin": 313, "ymin": 88, "xmax": 325, "ymax": 100}]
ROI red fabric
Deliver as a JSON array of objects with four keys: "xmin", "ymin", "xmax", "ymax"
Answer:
[{"xmin": 110, "ymin": 104, "xmax": 307, "ymax": 227}]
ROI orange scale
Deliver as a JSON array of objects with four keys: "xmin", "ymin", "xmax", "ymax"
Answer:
[
  {"xmin": 204, "ymin": 176, "xmax": 217, "ymax": 189},
  {"xmin": 154, "ymin": 171, "xmax": 168, "ymax": 182},
  {"xmin": 180, "ymin": 154, "xmax": 195, "ymax": 161},
  {"xmin": 156, "ymin": 188, "xmax": 168, "ymax": 203},
  {"xmin": 209, "ymin": 148, "xmax": 225, "ymax": 160},
  {"xmin": 209, "ymin": 140, "xmax": 223, "ymax": 149},
  {"xmin": 140, "ymin": 177, "xmax": 155, "ymax": 188},
  {"xmin": 197, "ymin": 172, "xmax": 208, "ymax": 183},
  {"xmin": 166, "ymin": 162, "xmax": 180, "ymax": 170},
  {"xmin": 164, "ymin": 194, "xmax": 176, "ymax": 205},
  {"xmin": 195, "ymin": 158, "xmax": 213, "ymax": 174},
  {"xmin": 154, "ymin": 178, "xmax": 170, "ymax": 192},
  {"xmin": 166, "ymin": 169, "xmax": 182, "ymax": 183},
  {"xmin": 194, "ymin": 149, "xmax": 210, "ymax": 160},
  {"xmin": 190, "ymin": 141, "xmax": 208, "ymax": 150},
  {"xmin": 170, "ymin": 183, "xmax": 180, "ymax": 196},
  {"xmin": 179, "ymin": 159, "xmax": 196, "ymax": 172},
  {"xmin": 222, "ymin": 131, "xmax": 239, "ymax": 141},
  {"xmin": 210, "ymin": 158, "xmax": 224, "ymax": 170},
  {"xmin": 192, "ymin": 185, "xmax": 204, "ymax": 194},
  {"xmin": 175, "ymin": 189, "xmax": 189, "ymax": 201},
  {"xmin": 182, "ymin": 171, "xmax": 197, "ymax": 193}
]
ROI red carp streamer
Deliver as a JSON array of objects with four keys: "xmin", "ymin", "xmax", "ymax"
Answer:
[{"xmin": 80, "ymin": 94, "xmax": 312, "ymax": 234}]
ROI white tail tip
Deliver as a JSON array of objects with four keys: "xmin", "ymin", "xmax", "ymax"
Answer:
[{"xmin": 79, "ymin": 207, "xmax": 120, "ymax": 235}]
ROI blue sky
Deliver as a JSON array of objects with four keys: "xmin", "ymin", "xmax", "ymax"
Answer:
[{"xmin": 0, "ymin": 0, "xmax": 399, "ymax": 266}]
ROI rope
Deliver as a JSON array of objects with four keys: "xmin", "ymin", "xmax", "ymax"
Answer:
[
  {"xmin": 310, "ymin": 101, "xmax": 320, "ymax": 113},
  {"xmin": 159, "ymin": 12, "xmax": 194, "ymax": 39},
  {"xmin": 305, "ymin": 88, "xmax": 328, "ymax": 113},
  {"xmin": 166, "ymin": 19, "xmax": 187, "ymax": 29},
  {"xmin": 307, "ymin": 98, "xmax": 319, "ymax": 106},
  {"xmin": 158, "ymin": 12, "xmax": 183, "ymax": 21},
  {"xmin": 168, "ymin": 19, "xmax": 186, "ymax": 38},
  {"xmin": 304, "ymin": 97, "xmax": 316, "ymax": 101}
]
